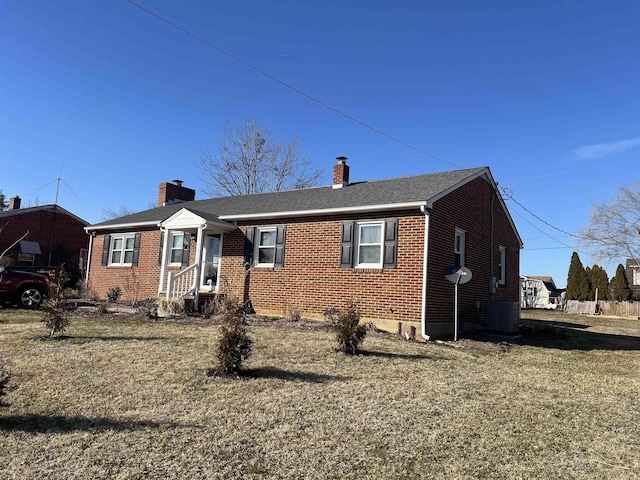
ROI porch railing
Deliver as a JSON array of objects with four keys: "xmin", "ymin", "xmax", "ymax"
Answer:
[{"xmin": 166, "ymin": 263, "xmax": 199, "ymax": 299}]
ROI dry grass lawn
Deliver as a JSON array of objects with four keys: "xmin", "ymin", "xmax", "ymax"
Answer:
[{"xmin": 1, "ymin": 307, "xmax": 639, "ymax": 479}]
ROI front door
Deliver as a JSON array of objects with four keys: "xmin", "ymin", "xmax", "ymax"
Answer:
[{"xmin": 201, "ymin": 234, "xmax": 221, "ymax": 290}]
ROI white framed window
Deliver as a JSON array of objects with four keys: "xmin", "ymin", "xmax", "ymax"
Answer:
[
  {"xmin": 355, "ymin": 221, "xmax": 384, "ymax": 268},
  {"xmin": 255, "ymin": 227, "xmax": 277, "ymax": 267},
  {"xmin": 633, "ymin": 267, "xmax": 640, "ymax": 286},
  {"xmin": 169, "ymin": 232, "xmax": 186, "ymax": 265},
  {"xmin": 109, "ymin": 234, "xmax": 136, "ymax": 266},
  {"xmin": 454, "ymin": 228, "xmax": 466, "ymax": 267},
  {"xmin": 499, "ymin": 245, "xmax": 507, "ymax": 285}
]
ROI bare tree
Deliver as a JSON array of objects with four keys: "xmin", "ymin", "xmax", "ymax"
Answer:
[
  {"xmin": 579, "ymin": 181, "xmax": 640, "ymax": 263},
  {"xmin": 102, "ymin": 205, "xmax": 136, "ymax": 220},
  {"xmin": 198, "ymin": 118, "xmax": 323, "ymax": 197},
  {"xmin": 0, "ymin": 190, "xmax": 8, "ymax": 211}
]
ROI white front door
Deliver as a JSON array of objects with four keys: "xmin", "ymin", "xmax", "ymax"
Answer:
[{"xmin": 201, "ymin": 234, "xmax": 221, "ymax": 290}]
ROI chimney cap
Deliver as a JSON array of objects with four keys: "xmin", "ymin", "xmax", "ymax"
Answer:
[
  {"xmin": 172, "ymin": 179, "xmax": 183, "ymax": 187},
  {"xmin": 336, "ymin": 156, "xmax": 348, "ymax": 163}
]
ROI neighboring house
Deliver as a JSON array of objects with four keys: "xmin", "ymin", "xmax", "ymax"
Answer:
[
  {"xmin": 626, "ymin": 259, "xmax": 640, "ymax": 300},
  {"xmin": 85, "ymin": 159, "xmax": 522, "ymax": 339},
  {"xmin": 520, "ymin": 276, "xmax": 563, "ymax": 309},
  {"xmin": 0, "ymin": 197, "xmax": 89, "ymax": 282}
]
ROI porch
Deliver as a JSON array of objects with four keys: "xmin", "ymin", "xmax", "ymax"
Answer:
[{"xmin": 157, "ymin": 207, "xmax": 237, "ymax": 310}]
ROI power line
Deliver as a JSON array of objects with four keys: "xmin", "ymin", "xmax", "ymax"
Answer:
[
  {"xmin": 125, "ymin": 0, "xmax": 592, "ymax": 246},
  {"xmin": 124, "ymin": 0, "xmax": 460, "ymax": 168},
  {"xmin": 501, "ymin": 186, "xmax": 582, "ymax": 239}
]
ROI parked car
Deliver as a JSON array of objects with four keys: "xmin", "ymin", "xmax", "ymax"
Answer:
[{"xmin": 0, "ymin": 265, "xmax": 50, "ymax": 309}]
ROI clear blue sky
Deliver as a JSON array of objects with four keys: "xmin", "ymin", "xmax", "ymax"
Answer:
[{"xmin": 1, "ymin": 1, "xmax": 638, "ymax": 287}]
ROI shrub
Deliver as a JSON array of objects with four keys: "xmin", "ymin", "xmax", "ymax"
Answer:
[
  {"xmin": 41, "ymin": 264, "xmax": 72, "ymax": 338},
  {"xmin": 213, "ymin": 297, "xmax": 252, "ymax": 375},
  {"xmin": 326, "ymin": 301, "xmax": 366, "ymax": 354},
  {"xmin": 107, "ymin": 286, "xmax": 122, "ymax": 303},
  {"xmin": 0, "ymin": 355, "xmax": 11, "ymax": 406},
  {"xmin": 136, "ymin": 298, "xmax": 158, "ymax": 320},
  {"xmin": 158, "ymin": 297, "xmax": 185, "ymax": 317},
  {"xmin": 283, "ymin": 304, "xmax": 301, "ymax": 322}
]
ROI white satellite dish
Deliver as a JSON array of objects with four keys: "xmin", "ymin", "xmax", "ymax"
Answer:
[{"xmin": 444, "ymin": 265, "xmax": 473, "ymax": 341}]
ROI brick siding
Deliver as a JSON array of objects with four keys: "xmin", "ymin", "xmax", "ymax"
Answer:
[{"xmin": 88, "ymin": 176, "xmax": 520, "ymax": 335}]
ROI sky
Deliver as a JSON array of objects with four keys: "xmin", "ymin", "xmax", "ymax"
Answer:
[{"xmin": 1, "ymin": 0, "xmax": 638, "ymax": 287}]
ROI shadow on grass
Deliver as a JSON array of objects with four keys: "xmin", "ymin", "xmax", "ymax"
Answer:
[
  {"xmin": 30, "ymin": 336, "xmax": 171, "ymax": 343},
  {"xmin": 358, "ymin": 350, "xmax": 446, "ymax": 360},
  {"xmin": 518, "ymin": 320, "xmax": 640, "ymax": 351},
  {"xmin": 244, "ymin": 366, "xmax": 348, "ymax": 383},
  {"xmin": 0, "ymin": 414, "xmax": 190, "ymax": 433}
]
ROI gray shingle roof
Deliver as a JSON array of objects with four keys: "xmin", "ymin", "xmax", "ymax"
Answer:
[{"xmin": 89, "ymin": 167, "xmax": 488, "ymax": 229}]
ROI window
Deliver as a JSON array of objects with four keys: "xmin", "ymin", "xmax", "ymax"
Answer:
[
  {"xmin": 102, "ymin": 233, "xmax": 140, "ymax": 266},
  {"xmin": 169, "ymin": 233, "xmax": 187, "ymax": 265},
  {"xmin": 256, "ymin": 227, "xmax": 276, "ymax": 266},
  {"xmin": 633, "ymin": 267, "xmax": 640, "ymax": 286},
  {"xmin": 454, "ymin": 228, "xmax": 466, "ymax": 267},
  {"xmin": 356, "ymin": 221, "xmax": 384, "ymax": 268},
  {"xmin": 245, "ymin": 225, "xmax": 287, "ymax": 268},
  {"xmin": 340, "ymin": 218, "xmax": 397, "ymax": 269},
  {"xmin": 499, "ymin": 246, "xmax": 506, "ymax": 285}
]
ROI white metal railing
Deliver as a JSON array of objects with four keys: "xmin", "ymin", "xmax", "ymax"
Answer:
[{"xmin": 166, "ymin": 263, "xmax": 199, "ymax": 299}]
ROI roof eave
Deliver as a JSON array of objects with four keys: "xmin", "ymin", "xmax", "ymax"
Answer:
[
  {"xmin": 85, "ymin": 220, "xmax": 160, "ymax": 233},
  {"xmin": 218, "ymin": 201, "xmax": 428, "ymax": 221}
]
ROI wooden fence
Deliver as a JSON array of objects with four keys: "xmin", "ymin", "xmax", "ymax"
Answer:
[{"xmin": 564, "ymin": 300, "xmax": 640, "ymax": 318}]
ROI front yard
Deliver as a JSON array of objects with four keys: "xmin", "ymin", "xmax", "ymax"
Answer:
[{"xmin": 1, "ymin": 308, "xmax": 639, "ymax": 479}]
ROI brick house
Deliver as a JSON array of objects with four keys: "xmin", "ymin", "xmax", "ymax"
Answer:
[
  {"xmin": 0, "ymin": 197, "xmax": 89, "ymax": 281},
  {"xmin": 85, "ymin": 160, "xmax": 522, "ymax": 339}
]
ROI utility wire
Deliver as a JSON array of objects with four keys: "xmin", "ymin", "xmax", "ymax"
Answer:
[
  {"xmin": 125, "ymin": 0, "xmax": 591, "ymax": 246},
  {"xmin": 124, "ymin": 0, "xmax": 460, "ymax": 168},
  {"xmin": 501, "ymin": 186, "xmax": 582, "ymax": 239}
]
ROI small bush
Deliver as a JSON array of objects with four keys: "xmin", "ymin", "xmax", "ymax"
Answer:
[
  {"xmin": 158, "ymin": 297, "xmax": 185, "ymax": 317},
  {"xmin": 284, "ymin": 304, "xmax": 301, "ymax": 322},
  {"xmin": 213, "ymin": 297, "xmax": 252, "ymax": 375},
  {"xmin": 201, "ymin": 298, "xmax": 220, "ymax": 319},
  {"xmin": 41, "ymin": 265, "xmax": 72, "ymax": 338},
  {"xmin": 136, "ymin": 298, "xmax": 158, "ymax": 320},
  {"xmin": 0, "ymin": 355, "xmax": 11, "ymax": 406},
  {"xmin": 326, "ymin": 301, "xmax": 367, "ymax": 354},
  {"xmin": 107, "ymin": 286, "xmax": 122, "ymax": 303}
]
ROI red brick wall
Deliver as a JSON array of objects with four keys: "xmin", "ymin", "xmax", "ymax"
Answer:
[
  {"xmin": 89, "ymin": 229, "xmax": 201, "ymax": 302},
  {"xmin": 219, "ymin": 210, "xmax": 425, "ymax": 325},
  {"xmin": 87, "ymin": 176, "xmax": 520, "ymax": 331},
  {"xmin": 0, "ymin": 208, "xmax": 88, "ymax": 274},
  {"xmin": 425, "ymin": 176, "xmax": 521, "ymax": 326}
]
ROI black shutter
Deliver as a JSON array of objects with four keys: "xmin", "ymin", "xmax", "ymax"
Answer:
[
  {"xmin": 132, "ymin": 233, "xmax": 141, "ymax": 266},
  {"xmin": 181, "ymin": 233, "xmax": 191, "ymax": 266},
  {"xmin": 244, "ymin": 227, "xmax": 255, "ymax": 268},
  {"xmin": 274, "ymin": 225, "xmax": 287, "ymax": 268},
  {"xmin": 158, "ymin": 231, "xmax": 164, "ymax": 265},
  {"xmin": 101, "ymin": 235, "xmax": 111, "ymax": 266},
  {"xmin": 383, "ymin": 218, "xmax": 398, "ymax": 269},
  {"xmin": 340, "ymin": 221, "xmax": 355, "ymax": 268}
]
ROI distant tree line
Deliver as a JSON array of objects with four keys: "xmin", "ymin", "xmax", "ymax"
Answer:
[{"xmin": 566, "ymin": 251, "xmax": 632, "ymax": 301}]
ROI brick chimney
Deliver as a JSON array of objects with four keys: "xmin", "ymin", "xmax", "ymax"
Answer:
[
  {"xmin": 8, "ymin": 196, "xmax": 21, "ymax": 210},
  {"xmin": 333, "ymin": 156, "xmax": 350, "ymax": 189},
  {"xmin": 158, "ymin": 180, "xmax": 195, "ymax": 207}
]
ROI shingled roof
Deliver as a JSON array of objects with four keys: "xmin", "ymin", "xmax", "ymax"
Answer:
[{"xmin": 88, "ymin": 166, "xmax": 489, "ymax": 230}]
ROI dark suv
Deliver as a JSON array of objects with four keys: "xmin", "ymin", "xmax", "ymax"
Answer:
[{"xmin": 0, "ymin": 265, "xmax": 50, "ymax": 309}]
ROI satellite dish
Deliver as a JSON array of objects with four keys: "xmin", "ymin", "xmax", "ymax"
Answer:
[
  {"xmin": 444, "ymin": 265, "xmax": 472, "ymax": 285},
  {"xmin": 444, "ymin": 265, "xmax": 473, "ymax": 342}
]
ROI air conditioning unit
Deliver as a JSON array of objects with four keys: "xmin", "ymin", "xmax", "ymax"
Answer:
[{"xmin": 485, "ymin": 300, "xmax": 520, "ymax": 334}]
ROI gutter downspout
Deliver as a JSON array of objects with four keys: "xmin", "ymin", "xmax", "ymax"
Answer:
[
  {"xmin": 192, "ymin": 224, "xmax": 206, "ymax": 310},
  {"xmin": 85, "ymin": 233, "xmax": 94, "ymax": 284},
  {"xmin": 158, "ymin": 227, "xmax": 170, "ymax": 295},
  {"xmin": 420, "ymin": 205, "xmax": 431, "ymax": 340}
]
